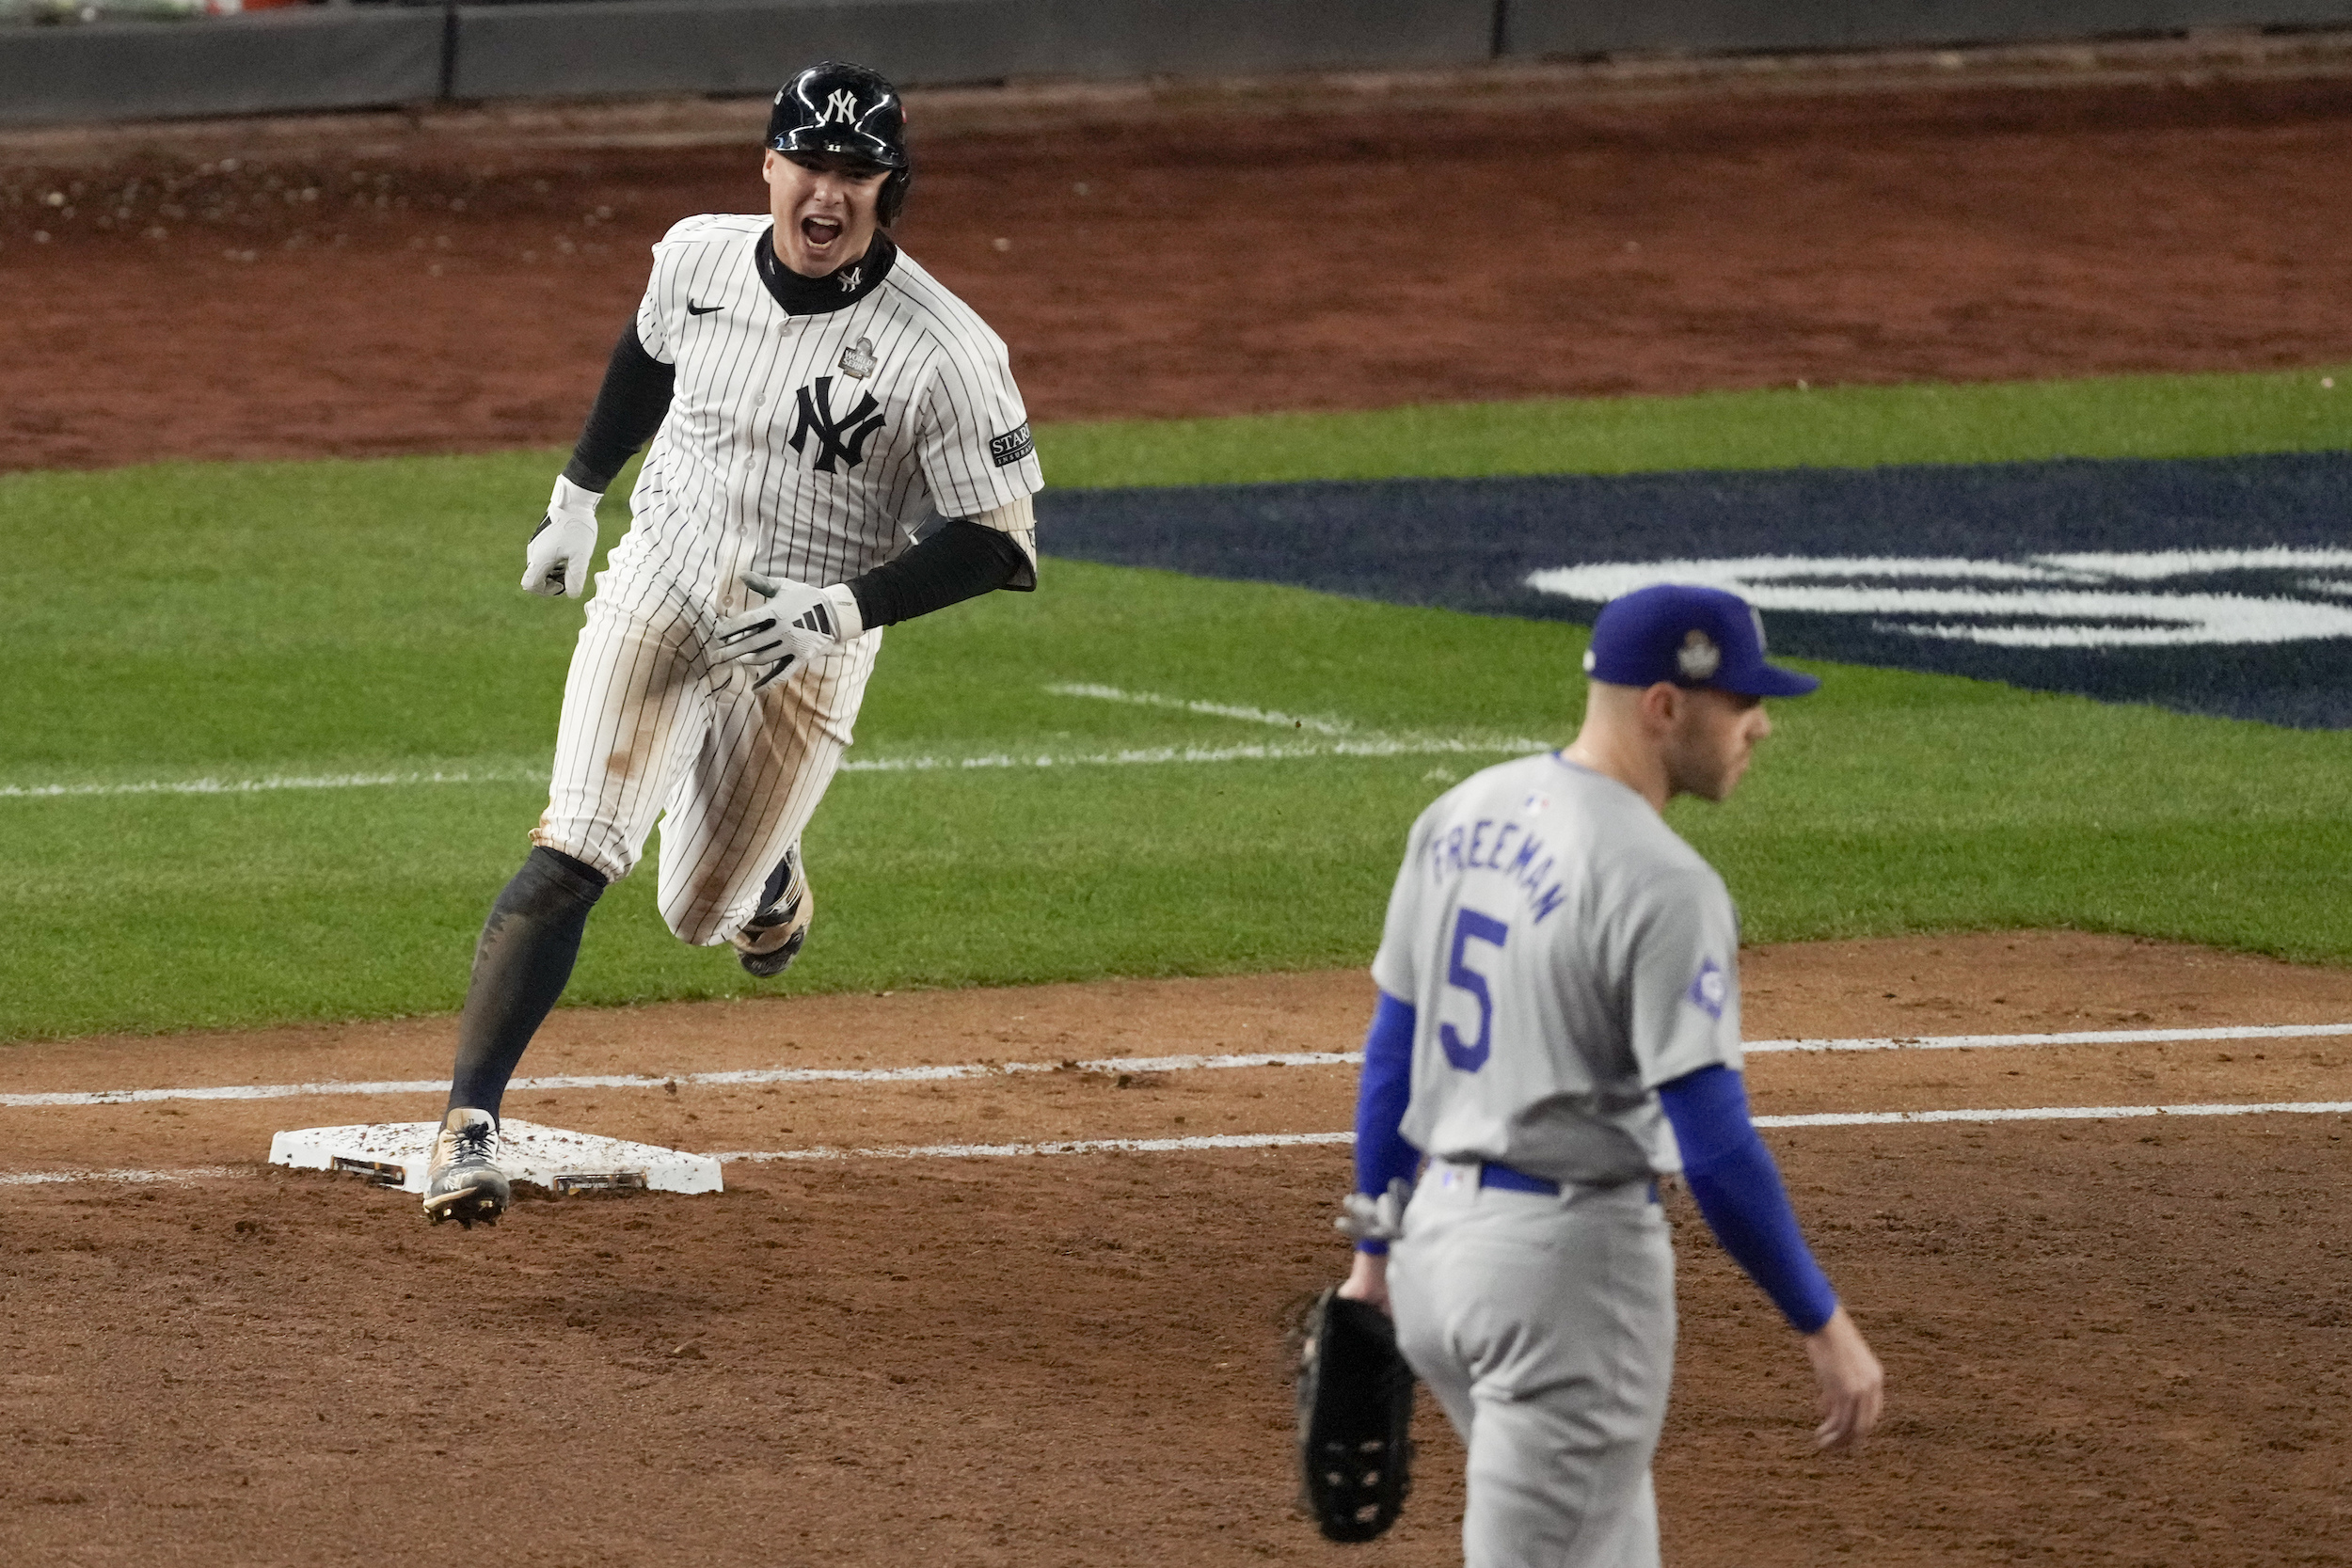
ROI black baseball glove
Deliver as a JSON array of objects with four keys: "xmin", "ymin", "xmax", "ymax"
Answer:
[{"xmin": 1296, "ymin": 1287, "xmax": 1415, "ymax": 1542}]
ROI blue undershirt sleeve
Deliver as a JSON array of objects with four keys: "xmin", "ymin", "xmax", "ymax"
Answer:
[
  {"xmin": 1351, "ymin": 990, "xmax": 1422, "ymax": 1256},
  {"xmin": 1658, "ymin": 1063, "xmax": 1838, "ymax": 1334}
]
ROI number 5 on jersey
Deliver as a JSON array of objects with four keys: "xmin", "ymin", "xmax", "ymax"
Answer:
[{"xmin": 1440, "ymin": 909, "xmax": 1508, "ymax": 1072}]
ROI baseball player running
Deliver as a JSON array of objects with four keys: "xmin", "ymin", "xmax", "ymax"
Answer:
[
  {"xmin": 1333, "ymin": 584, "xmax": 1883, "ymax": 1565},
  {"xmin": 421, "ymin": 60, "xmax": 1043, "ymax": 1227}
]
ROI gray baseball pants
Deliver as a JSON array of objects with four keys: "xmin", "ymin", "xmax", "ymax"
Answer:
[{"xmin": 1389, "ymin": 1162, "xmax": 1676, "ymax": 1568}]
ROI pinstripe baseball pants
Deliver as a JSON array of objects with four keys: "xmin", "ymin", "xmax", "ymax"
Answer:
[{"xmin": 532, "ymin": 589, "xmax": 880, "ymax": 946}]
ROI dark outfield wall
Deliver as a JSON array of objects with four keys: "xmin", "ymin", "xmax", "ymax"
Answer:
[
  {"xmin": 1034, "ymin": 453, "xmax": 2352, "ymax": 730},
  {"xmin": 6, "ymin": 1, "xmax": 2352, "ymax": 128},
  {"xmin": 0, "ymin": 8, "xmax": 446, "ymax": 125},
  {"xmin": 450, "ymin": 0, "xmax": 1493, "ymax": 102},
  {"xmin": 1504, "ymin": 0, "xmax": 2352, "ymax": 56}
]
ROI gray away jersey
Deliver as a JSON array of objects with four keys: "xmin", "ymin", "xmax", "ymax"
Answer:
[
  {"xmin": 610, "ymin": 214, "xmax": 1043, "ymax": 617},
  {"xmin": 1371, "ymin": 752, "xmax": 1744, "ymax": 1185}
]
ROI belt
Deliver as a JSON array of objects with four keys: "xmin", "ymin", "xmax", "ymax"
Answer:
[
  {"xmin": 1476, "ymin": 1162, "xmax": 1661, "ymax": 1204},
  {"xmin": 1478, "ymin": 1162, "xmax": 1560, "ymax": 1196}
]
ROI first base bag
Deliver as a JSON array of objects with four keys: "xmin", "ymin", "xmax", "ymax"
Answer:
[{"xmin": 1296, "ymin": 1287, "xmax": 1415, "ymax": 1542}]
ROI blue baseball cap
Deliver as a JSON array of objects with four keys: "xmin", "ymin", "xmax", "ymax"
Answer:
[{"xmin": 1581, "ymin": 583, "xmax": 1820, "ymax": 697}]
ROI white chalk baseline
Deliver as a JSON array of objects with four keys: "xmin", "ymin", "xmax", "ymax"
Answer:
[
  {"xmin": 13, "ymin": 1096, "xmax": 2352, "ymax": 1187},
  {"xmin": 0, "ymin": 1049, "xmax": 1355, "ymax": 1109},
  {"xmin": 0, "ymin": 684, "xmax": 1557, "ymax": 802},
  {"xmin": 8, "ymin": 1021, "xmax": 2349, "ymax": 1111},
  {"xmin": 1745, "ymin": 1021, "xmax": 2352, "ymax": 1053},
  {"xmin": 720, "ymin": 1097, "xmax": 2352, "ymax": 1163}
]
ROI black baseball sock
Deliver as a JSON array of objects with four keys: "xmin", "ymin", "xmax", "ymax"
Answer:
[{"xmin": 447, "ymin": 847, "xmax": 608, "ymax": 1119}]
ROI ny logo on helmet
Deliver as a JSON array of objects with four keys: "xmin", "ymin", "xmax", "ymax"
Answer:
[
  {"xmin": 817, "ymin": 88, "xmax": 861, "ymax": 126},
  {"xmin": 787, "ymin": 376, "xmax": 886, "ymax": 473}
]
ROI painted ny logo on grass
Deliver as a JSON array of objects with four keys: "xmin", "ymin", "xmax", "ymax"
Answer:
[
  {"xmin": 1528, "ymin": 549, "xmax": 2352, "ymax": 647},
  {"xmin": 787, "ymin": 375, "xmax": 887, "ymax": 474}
]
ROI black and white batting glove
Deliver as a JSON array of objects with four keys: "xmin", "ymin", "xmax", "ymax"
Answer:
[
  {"xmin": 712, "ymin": 573, "xmax": 862, "ymax": 689},
  {"xmin": 522, "ymin": 475, "xmax": 603, "ymax": 600}
]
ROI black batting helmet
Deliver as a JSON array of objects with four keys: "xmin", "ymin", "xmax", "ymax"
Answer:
[{"xmin": 767, "ymin": 61, "xmax": 911, "ymax": 227}]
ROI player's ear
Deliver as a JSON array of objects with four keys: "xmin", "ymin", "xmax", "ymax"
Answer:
[
  {"xmin": 1639, "ymin": 681, "xmax": 1682, "ymax": 731},
  {"xmin": 760, "ymin": 150, "xmax": 783, "ymax": 185}
]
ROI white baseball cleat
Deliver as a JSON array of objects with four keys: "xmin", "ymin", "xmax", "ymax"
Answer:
[
  {"xmin": 732, "ymin": 847, "xmax": 814, "ymax": 979},
  {"xmin": 421, "ymin": 1108, "xmax": 510, "ymax": 1228}
]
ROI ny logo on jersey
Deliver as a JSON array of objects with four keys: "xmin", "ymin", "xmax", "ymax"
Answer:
[
  {"xmin": 817, "ymin": 88, "xmax": 861, "ymax": 126},
  {"xmin": 787, "ymin": 375, "xmax": 887, "ymax": 474}
]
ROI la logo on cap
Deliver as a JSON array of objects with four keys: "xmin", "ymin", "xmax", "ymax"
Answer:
[{"xmin": 1676, "ymin": 629, "xmax": 1721, "ymax": 681}]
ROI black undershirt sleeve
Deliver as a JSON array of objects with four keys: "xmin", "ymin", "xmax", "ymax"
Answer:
[
  {"xmin": 560, "ymin": 325, "xmax": 676, "ymax": 493},
  {"xmin": 845, "ymin": 519, "xmax": 1035, "ymax": 628}
]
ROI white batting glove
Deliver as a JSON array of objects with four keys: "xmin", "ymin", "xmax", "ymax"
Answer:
[
  {"xmin": 1335, "ymin": 1178, "xmax": 1414, "ymax": 1243},
  {"xmin": 521, "ymin": 475, "xmax": 602, "ymax": 599},
  {"xmin": 712, "ymin": 573, "xmax": 856, "ymax": 689}
]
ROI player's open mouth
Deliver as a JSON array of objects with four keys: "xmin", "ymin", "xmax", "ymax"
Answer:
[{"xmin": 802, "ymin": 216, "xmax": 843, "ymax": 247}]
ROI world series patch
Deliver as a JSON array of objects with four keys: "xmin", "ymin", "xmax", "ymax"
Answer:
[{"xmin": 989, "ymin": 423, "xmax": 1035, "ymax": 467}]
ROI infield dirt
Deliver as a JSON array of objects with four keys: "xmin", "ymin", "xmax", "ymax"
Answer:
[
  {"xmin": 6, "ymin": 66, "xmax": 2352, "ymax": 1568},
  {"xmin": 6, "ymin": 934, "xmax": 2352, "ymax": 1566}
]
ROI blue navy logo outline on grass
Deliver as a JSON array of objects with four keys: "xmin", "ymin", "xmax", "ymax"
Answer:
[{"xmin": 1035, "ymin": 451, "xmax": 2352, "ymax": 730}]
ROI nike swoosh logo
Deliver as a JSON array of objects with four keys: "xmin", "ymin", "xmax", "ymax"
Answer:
[{"xmin": 688, "ymin": 301, "xmax": 722, "ymax": 316}]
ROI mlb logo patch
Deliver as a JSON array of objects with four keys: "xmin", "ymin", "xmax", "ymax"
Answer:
[{"xmin": 1686, "ymin": 958, "xmax": 1727, "ymax": 1021}]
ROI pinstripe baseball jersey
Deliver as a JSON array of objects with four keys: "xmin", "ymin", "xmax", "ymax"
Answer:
[{"xmin": 607, "ymin": 214, "xmax": 1043, "ymax": 617}]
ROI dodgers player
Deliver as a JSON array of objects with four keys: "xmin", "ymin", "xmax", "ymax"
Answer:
[
  {"xmin": 421, "ymin": 61, "xmax": 1043, "ymax": 1226},
  {"xmin": 1336, "ymin": 585, "xmax": 1883, "ymax": 1566}
]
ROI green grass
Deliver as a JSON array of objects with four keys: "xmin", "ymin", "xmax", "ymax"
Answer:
[
  {"xmin": 5, "ymin": 367, "xmax": 2350, "ymax": 1039},
  {"xmin": 1038, "ymin": 363, "xmax": 2352, "ymax": 486}
]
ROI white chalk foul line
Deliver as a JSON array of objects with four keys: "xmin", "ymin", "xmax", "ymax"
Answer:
[
  {"xmin": 1743, "ymin": 1021, "xmax": 2352, "ymax": 1053},
  {"xmin": 0, "ymin": 768, "xmax": 544, "ymax": 800},
  {"xmin": 14, "ymin": 1098, "xmax": 2352, "ymax": 1185},
  {"xmin": 716, "ymin": 1098, "xmax": 2352, "ymax": 1164},
  {"xmin": 839, "ymin": 736, "xmax": 1540, "ymax": 770},
  {"xmin": 13, "ymin": 1022, "xmax": 2352, "ymax": 1110},
  {"xmin": 1043, "ymin": 681, "xmax": 1363, "ymax": 736},
  {"xmin": 0, "ymin": 685, "xmax": 1549, "ymax": 804},
  {"xmin": 0, "ymin": 737, "xmax": 1534, "ymax": 802},
  {"xmin": 1042, "ymin": 681, "xmax": 1555, "ymax": 753},
  {"xmin": 717, "ymin": 1131, "xmax": 1358, "ymax": 1162},
  {"xmin": 1755, "ymin": 1100, "xmax": 2352, "ymax": 1129},
  {"xmin": 0, "ymin": 1165, "xmax": 238, "ymax": 1187},
  {"xmin": 3, "ymin": 1138, "xmax": 1359, "ymax": 1186},
  {"xmin": 0, "ymin": 1050, "xmax": 1359, "ymax": 1110}
]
